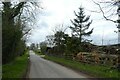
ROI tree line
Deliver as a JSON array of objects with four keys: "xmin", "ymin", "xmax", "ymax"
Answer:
[
  {"xmin": 29, "ymin": 0, "xmax": 120, "ymax": 71},
  {"xmin": 2, "ymin": 1, "xmax": 39, "ymax": 64},
  {"xmin": 37, "ymin": 7, "xmax": 94, "ymax": 57}
]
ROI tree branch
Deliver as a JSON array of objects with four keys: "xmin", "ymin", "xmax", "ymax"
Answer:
[
  {"xmin": 11, "ymin": 2, "xmax": 26, "ymax": 19},
  {"xmin": 92, "ymin": 0, "xmax": 117, "ymax": 23}
]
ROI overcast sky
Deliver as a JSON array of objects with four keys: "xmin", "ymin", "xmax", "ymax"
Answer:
[{"xmin": 26, "ymin": 0, "xmax": 118, "ymax": 46}]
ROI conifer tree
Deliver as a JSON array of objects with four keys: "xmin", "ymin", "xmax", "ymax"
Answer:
[{"xmin": 70, "ymin": 7, "xmax": 93, "ymax": 44}]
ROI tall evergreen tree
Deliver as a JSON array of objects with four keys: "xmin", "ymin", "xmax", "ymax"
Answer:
[{"xmin": 70, "ymin": 7, "xmax": 93, "ymax": 44}]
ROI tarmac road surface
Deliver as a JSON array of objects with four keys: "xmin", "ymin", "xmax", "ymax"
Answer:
[{"xmin": 29, "ymin": 50, "xmax": 90, "ymax": 78}]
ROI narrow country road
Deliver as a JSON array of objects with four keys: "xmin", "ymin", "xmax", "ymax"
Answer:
[{"xmin": 28, "ymin": 50, "xmax": 90, "ymax": 78}]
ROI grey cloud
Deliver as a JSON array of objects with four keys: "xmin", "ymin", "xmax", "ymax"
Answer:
[{"xmin": 36, "ymin": 20, "xmax": 49, "ymax": 29}]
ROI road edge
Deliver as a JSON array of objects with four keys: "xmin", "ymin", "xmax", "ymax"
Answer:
[
  {"xmin": 42, "ymin": 56, "xmax": 94, "ymax": 78},
  {"xmin": 22, "ymin": 57, "xmax": 30, "ymax": 80}
]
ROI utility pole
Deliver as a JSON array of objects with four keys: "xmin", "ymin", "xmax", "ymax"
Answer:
[{"xmin": 101, "ymin": 29, "xmax": 104, "ymax": 46}]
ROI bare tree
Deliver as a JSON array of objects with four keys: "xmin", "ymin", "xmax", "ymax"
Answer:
[
  {"xmin": 91, "ymin": 0, "xmax": 120, "ymax": 45},
  {"xmin": 91, "ymin": 0, "xmax": 118, "ymax": 22},
  {"xmin": 52, "ymin": 24, "xmax": 68, "ymax": 34}
]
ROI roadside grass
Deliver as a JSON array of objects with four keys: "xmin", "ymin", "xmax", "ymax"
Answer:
[
  {"xmin": 2, "ymin": 52, "xmax": 29, "ymax": 78},
  {"xmin": 44, "ymin": 55, "xmax": 120, "ymax": 78}
]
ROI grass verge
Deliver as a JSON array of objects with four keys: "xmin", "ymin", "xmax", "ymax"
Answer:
[
  {"xmin": 44, "ymin": 55, "xmax": 120, "ymax": 78},
  {"xmin": 2, "ymin": 52, "xmax": 29, "ymax": 78}
]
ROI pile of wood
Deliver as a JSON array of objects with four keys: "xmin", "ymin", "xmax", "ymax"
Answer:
[{"xmin": 76, "ymin": 52, "xmax": 119, "ymax": 67}]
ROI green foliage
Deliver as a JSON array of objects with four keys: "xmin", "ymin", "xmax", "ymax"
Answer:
[
  {"xmin": 63, "ymin": 35, "xmax": 81, "ymax": 55},
  {"xmin": 70, "ymin": 7, "xmax": 93, "ymax": 43},
  {"xmin": 67, "ymin": 7, "xmax": 94, "ymax": 53},
  {"xmin": 40, "ymin": 42, "xmax": 47, "ymax": 54},
  {"xmin": 2, "ymin": 53, "xmax": 29, "ymax": 78},
  {"xmin": 30, "ymin": 43, "xmax": 36, "ymax": 50},
  {"xmin": 45, "ymin": 55, "xmax": 120, "ymax": 78},
  {"xmin": 34, "ymin": 50, "xmax": 44, "ymax": 55},
  {"xmin": 54, "ymin": 31, "xmax": 65, "ymax": 54},
  {"xmin": 54, "ymin": 31, "xmax": 64, "ymax": 46},
  {"xmin": 2, "ymin": 2, "xmax": 26, "ymax": 64}
]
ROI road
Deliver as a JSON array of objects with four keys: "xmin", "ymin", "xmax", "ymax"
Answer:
[{"xmin": 28, "ymin": 50, "xmax": 90, "ymax": 78}]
